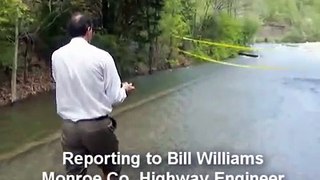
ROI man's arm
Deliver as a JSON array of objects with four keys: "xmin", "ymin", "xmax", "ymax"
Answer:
[
  {"xmin": 103, "ymin": 54, "xmax": 127, "ymax": 106},
  {"xmin": 51, "ymin": 52, "xmax": 57, "ymax": 84}
]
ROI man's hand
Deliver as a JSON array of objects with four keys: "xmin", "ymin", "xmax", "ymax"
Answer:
[{"xmin": 122, "ymin": 82, "xmax": 135, "ymax": 93}]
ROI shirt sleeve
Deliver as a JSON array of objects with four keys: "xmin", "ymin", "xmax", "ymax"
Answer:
[
  {"xmin": 103, "ymin": 53, "xmax": 127, "ymax": 106},
  {"xmin": 51, "ymin": 52, "xmax": 56, "ymax": 82}
]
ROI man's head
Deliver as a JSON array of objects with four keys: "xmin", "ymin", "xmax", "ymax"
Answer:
[{"xmin": 67, "ymin": 13, "xmax": 94, "ymax": 42}]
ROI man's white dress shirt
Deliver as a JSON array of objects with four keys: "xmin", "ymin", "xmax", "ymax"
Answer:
[{"xmin": 51, "ymin": 37, "xmax": 127, "ymax": 122}]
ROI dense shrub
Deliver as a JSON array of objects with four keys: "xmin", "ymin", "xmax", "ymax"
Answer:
[
  {"xmin": 92, "ymin": 34, "xmax": 149, "ymax": 77},
  {"xmin": 189, "ymin": 12, "xmax": 259, "ymax": 61}
]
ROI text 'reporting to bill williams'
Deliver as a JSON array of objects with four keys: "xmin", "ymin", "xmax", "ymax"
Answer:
[{"xmin": 42, "ymin": 151, "xmax": 286, "ymax": 180}]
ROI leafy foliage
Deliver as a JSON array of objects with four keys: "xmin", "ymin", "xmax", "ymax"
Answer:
[
  {"xmin": 1, "ymin": 0, "xmax": 320, "ymax": 104},
  {"xmin": 257, "ymin": 0, "xmax": 320, "ymax": 42},
  {"xmin": 0, "ymin": 0, "xmax": 32, "ymax": 68},
  {"xmin": 92, "ymin": 34, "xmax": 141, "ymax": 77}
]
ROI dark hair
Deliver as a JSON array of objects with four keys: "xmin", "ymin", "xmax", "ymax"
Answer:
[{"xmin": 67, "ymin": 13, "xmax": 93, "ymax": 37}]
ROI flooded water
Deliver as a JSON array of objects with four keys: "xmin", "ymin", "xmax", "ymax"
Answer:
[{"xmin": 0, "ymin": 44, "xmax": 319, "ymax": 180}]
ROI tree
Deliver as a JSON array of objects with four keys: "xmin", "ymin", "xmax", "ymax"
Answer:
[
  {"xmin": 130, "ymin": 0, "xmax": 164, "ymax": 74},
  {"xmin": 0, "ymin": 0, "xmax": 30, "ymax": 103},
  {"xmin": 160, "ymin": 0, "xmax": 189, "ymax": 62}
]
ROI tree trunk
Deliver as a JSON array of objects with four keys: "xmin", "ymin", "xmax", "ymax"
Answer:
[
  {"xmin": 148, "ymin": 41, "xmax": 154, "ymax": 74},
  {"xmin": 24, "ymin": 43, "xmax": 28, "ymax": 83},
  {"xmin": 146, "ymin": 0, "xmax": 153, "ymax": 74},
  {"xmin": 192, "ymin": 11, "xmax": 197, "ymax": 36},
  {"xmin": 167, "ymin": 5, "xmax": 176, "ymax": 61},
  {"xmin": 11, "ymin": 11, "xmax": 19, "ymax": 104},
  {"xmin": 154, "ymin": 36, "xmax": 159, "ymax": 67},
  {"xmin": 167, "ymin": 35, "xmax": 173, "ymax": 61},
  {"xmin": 200, "ymin": 0, "xmax": 210, "ymax": 32}
]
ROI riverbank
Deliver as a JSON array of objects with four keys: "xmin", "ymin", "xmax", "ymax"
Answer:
[
  {"xmin": 0, "ymin": 68, "xmax": 53, "ymax": 106},
  {"xmin": 0, "ymin": 58, "xmax": 192, "ymax": 107},
  {"xmin": 2, "ymin": 39, "xmax": 319, "ymax": 107}
]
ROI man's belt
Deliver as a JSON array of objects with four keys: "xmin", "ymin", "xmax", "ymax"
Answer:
[
  {"xmin": 67, "ymin": 114, "xmax": 117, "ymax": 132},
  {"xmin": 94, "ymin": 115, "xmax": 117, "ymax": 132}
]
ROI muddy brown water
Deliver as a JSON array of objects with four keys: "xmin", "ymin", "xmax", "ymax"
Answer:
[{"xmin": 0, "ymin": 44, "xmax": 319, "ymax": 180}]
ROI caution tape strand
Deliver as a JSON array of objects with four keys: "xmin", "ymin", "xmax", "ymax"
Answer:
[
  {"xmin": 173, "ymin": 35, "xmax": 256, "ymax": 51},
  {"xmin": 178, "ymin": 49, "xmax": 286, "ymax": 71},
  {"xmin": 172, "ymin": 35, "xmax": 287, "ymax": 70}
]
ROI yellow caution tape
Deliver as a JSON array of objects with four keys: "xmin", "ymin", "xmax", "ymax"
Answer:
[
  {"xmin": 173, "ymin": 35, "xmax": 256, "ymax": 51},
  {"xmin": 178, "ymin": 49, "xmax": 286, "ymax": 71},
  {"xmin": 172, "ymin": 35, "xmax": 287, "ymax": 70}
]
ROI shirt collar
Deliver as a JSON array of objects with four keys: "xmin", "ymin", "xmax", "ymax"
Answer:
[{"xmin": 70, "ymin": 37, "xmax": 88, "ymax": 44}]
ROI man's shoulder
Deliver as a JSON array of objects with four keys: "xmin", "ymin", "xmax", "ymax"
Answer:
[
  {"xmin": 51, "ymin": 44, "xmax": 69, "ymax": 59},
  {"xmin": 89, "ymin": 45, "xmax": 114, "ymax": 62},
  {"xmin": 90, "ymin": 45, "xmax": 111, "ymax": 56}
]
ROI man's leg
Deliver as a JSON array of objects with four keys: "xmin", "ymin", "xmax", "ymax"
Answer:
[
  {"xmin": 61, "ymin": 121, "xmax": 88, "ymax": 176},
  {"xmin": 101, "ymin": 166, "xmax": 122, "ymax": 180},
  {"xmin": 80, "ymin": 119, "xmax": 121, "ymax": 180}
]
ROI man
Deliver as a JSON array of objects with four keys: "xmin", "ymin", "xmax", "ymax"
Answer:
[{"xmin": 51, "ymin": 13, "xmax": 135, "ymax": 179}]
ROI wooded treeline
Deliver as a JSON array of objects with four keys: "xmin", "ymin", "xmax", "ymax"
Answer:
[{"xmin": 3, "ymin": 0, "xmax": 320, "ymax": 104}]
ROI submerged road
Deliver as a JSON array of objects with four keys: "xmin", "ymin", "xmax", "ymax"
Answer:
[{"xmin": 0, "ymin": 43, "xmax": 319, "ymax": 180}]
